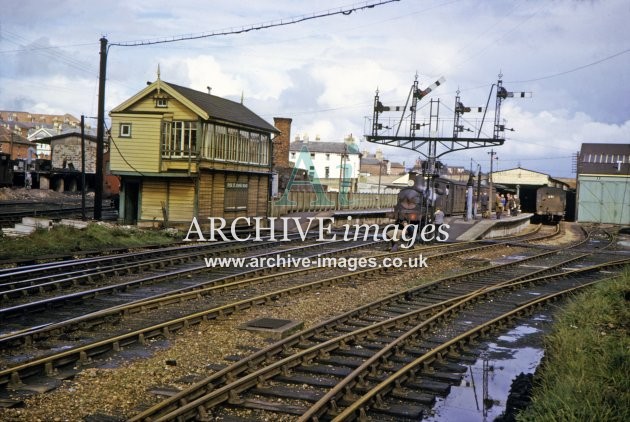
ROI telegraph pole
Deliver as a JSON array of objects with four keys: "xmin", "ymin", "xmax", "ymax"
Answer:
[
  {"xmin": 81, "ymin": 115, "xmax": 86, "ymax": 221},
  {"xmin": 95, "ymin": 37, "xmax": 107, "ymax": 220}
]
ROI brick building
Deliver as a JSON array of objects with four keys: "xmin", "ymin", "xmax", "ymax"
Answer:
[{"xmin": 0, "ymin": 126, "xmax": 35, "ymax": 160}]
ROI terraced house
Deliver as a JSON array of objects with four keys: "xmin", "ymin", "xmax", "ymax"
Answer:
[{"xmin": 110, "ymin": 78, "xmax": 279, "ymax": 226}]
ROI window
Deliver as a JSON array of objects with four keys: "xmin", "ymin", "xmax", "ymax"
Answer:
[
  {"xmin": 325, "ymin": 166, "xmax": 330, "ymax": 178},
  {"xmin": 326, "ymin": 153, "xmax": 330, "ymax": 161},
  {"xmin": 224, "ymin": 180, "xmax": 248, "ymax": 211},
  {"xmin": 161, "ymin": 121, "xmax": 197, "ymax": 157},
  {"xmin": 310, "ymin": 153, "xmax": 316, "ymax": 159},
  {"xmin": 291, "ymin": 152, "xmax": 296, "ymax": 159},
  {"xmin": 196, "ymin": 123, "xmax": 270, "ymax": 165},
  {"xmin": 156, "ymin": 98, "xmax": 168, "ymax": 108},
  {"xmin": 120, "ymin": 123, "xmax": 132, "ymax": 138}
]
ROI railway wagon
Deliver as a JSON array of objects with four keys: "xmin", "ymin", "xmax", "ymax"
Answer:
[
  {"xmin": 535, "ymin": 186, "xmax": 566, "ymax": 222},
  {"xmin": 434, "ymin": 178, "xmax": 467, "ymax": 216},
  {"xmin": 433, "ymin": 178, "xmax": 493, "ymax": 216}
]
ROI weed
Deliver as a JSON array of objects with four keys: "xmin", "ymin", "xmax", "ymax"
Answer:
[{"xmin": 518, "ymin": 268, "xmax": 630, "ymax": 421}]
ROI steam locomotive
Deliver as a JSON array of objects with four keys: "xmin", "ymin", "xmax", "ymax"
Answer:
[{"xmin": 393, "ymin": 173, "xmax": 448, "ymax": 225}]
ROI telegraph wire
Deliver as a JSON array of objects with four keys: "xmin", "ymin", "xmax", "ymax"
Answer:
[
  {"xmin": 507, "ymin": 47, "xmax": 630, "ymax": 84},
  {"xmin": 109, "ymin": 1, "xmax": 400, "ymax": 48}
]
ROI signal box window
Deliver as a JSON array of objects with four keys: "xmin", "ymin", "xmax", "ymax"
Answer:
[
  {"xmin": 120, "ymin": 123, "xmax": 132, "ymax": 138},
  {"xmin": 224, "ymin": 180, "xmax": 248, "ymax": 211}
]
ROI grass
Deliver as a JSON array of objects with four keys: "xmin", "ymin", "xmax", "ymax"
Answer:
[
  {"xmin": 518, "ymin": 268, "xmax": 630, "ymax": 422},
  {"xmin": 0, "ymin": 223, "xmax": 178, "ymax": 261}
]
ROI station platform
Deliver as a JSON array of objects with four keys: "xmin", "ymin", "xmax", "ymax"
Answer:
[
  {"xmin": 276, "ymin": 209, "xmax": 533, "ymax": 242},
  {"xmin": 446, "ymin": 213, "xmax": 533, "ymax": 242}
]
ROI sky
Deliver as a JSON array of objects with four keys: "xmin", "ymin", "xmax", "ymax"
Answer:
[{"xmin": 1, "ymin": 0, "xmax": 629, "ymax": 178}]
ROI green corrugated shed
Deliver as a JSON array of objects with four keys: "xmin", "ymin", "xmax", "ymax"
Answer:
[{"xmin": 577, "ymin": 175, "xmax": 630, "ymax": 224}]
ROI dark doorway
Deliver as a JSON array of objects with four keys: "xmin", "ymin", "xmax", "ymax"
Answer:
[
  {"xmin": 518, "ymin": 186, "xmax": 538, "ymax": 213},
  {"xmin": 565, "ymin": 190, "xmax": 576, "ymax": 221},
  {"xmin": 123, "ymin": 181, "xmax": 140, "ymax": 224}
]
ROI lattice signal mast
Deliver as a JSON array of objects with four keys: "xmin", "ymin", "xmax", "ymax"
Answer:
[
  {"xmin": 368, "ymin": 73, "xmax": 530, "ymax": 172},
  {"xmin": 367, "ymin": 73, "xmax": 530, "ymax": 218}
]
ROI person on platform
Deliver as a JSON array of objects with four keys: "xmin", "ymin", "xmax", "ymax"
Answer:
[
  {"xmin": 495, "ymin": 193, "xmax": 504, "ymax": 219},
  {"xmin": 434, "ymin": 207, "xmax": 445, "ymax": 231},
  {"xmin": 480, "ymin": 192, "xmax": 489, "ymax": 218}
]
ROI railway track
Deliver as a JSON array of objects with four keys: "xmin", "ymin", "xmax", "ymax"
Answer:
[
  {"xmin": 0, "ymin": 199, "xmax": 118, "ymax": 229},
  {"xmin": 0, "ymin": 224, "xmax": 556, "ymax": 330},
  {"xmin": 0, "ymin": 236, "xmax": 380, "ymax": 330},
  {"xmin": 2, "ymin": 223, "xmax": 617, "ymax": 417},
  {"xmin": 0, "ymin": 225, "xmax": 561, "ymax": 398},
  {"xmin": 127, "ymin": 227, "xmax": 628, "ymax": 421},
  {"xmin": 0, "ymin": 233, "xmax": 327, "ymax": 303}
]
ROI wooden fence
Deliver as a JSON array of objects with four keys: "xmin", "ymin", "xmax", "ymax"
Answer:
[{"xmin": 269, "ymin": 191, "xmax": 397, "ymax": 217}]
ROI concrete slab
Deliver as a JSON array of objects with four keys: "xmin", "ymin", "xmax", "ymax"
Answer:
[
  {"xmin": 57, "ymin": 219, "xmax": 89, "ymax": 229},
  {"xmin": 12, "ymin": 223, "xmax": 37, "ymax": 234},
  {"xmin": 240, "ymin": 317, "xmax": 304, "ymax": 340},
  {"xmin": 21, "ymin": 217, "xmax": 52, "ymax": 228},
  {"xmin": 1, "ymin": 228, "xmax": 26, "ymax": 237}
]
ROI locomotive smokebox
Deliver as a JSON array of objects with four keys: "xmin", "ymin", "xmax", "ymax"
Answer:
[{"xmin": 408, "ymin": 171, "xmax": 425, "ymax": 191}]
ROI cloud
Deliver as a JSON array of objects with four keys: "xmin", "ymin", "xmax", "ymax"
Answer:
[{"xmin": 0, "ymin": 0, "xmax": 628, "ymax": 180}]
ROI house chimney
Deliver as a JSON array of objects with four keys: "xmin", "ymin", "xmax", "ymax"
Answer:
[
  {"xmin": 207, "ymin": 86, "xmax": 212, "ymax": 95},
  {"xmin": 273, "ymin": 117, "xmax": 292, "ymax": 169}
]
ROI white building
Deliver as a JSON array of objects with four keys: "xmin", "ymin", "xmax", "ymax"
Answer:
[{"xmin": 289, "ymin": 137, "xmax": 361, "ymax": 192}]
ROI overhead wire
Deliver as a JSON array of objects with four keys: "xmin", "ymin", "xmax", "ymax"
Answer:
[
  {"xmin": 507, "ymin": 47, "xmax": 630, "ymax": 84},
  {"xmin": 108, "ymin": 1, "xmax": 400, "ymax": 47}
]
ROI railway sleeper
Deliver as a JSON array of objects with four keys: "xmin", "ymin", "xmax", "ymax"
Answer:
[
  {"xmin": 354, "ymin": 339, "xmax": 396, "ymax": 351},
  {"xmin": 231, "ymin": 397, "xmax": 309, "ymax": 416},
  {"xmin": 403, "ymin": 377, "xmax": 452, "ymax": 395},
  {"xmin": 420, "ymin": 293, "xmax": 464, "ymax": 302},
  {"xmin": 251, "ymin": 384, "xmax": 325, "ymax": 403},
  {"xmin": 345, "ymin": 318, "xmax": 373, "ymax": 327},
  {"xmin": 317, "ymin": 355, "xmax": 366, "ymax": 369},
  {"xmin": 369, "ymin": 401, "xmax": 424, "ymax": 420},
  {"xmin": 275, "ymin": 373, "xmax": 339, "ymax": 388},
  {"xmin": 335, "ymin": 346, "xmax": 377, "ymax": 359},
  {"xmin": 357, "ymin": 314, "xmax": 393, "ymax": 323},
  {"xmin": 433, "ymin": 361, "xmax": 468, "ymax": 373},
  {"xmin": 390, "ymin": 387, "xmax": 436, "ymax": 405},
  {"xmin": 383, "ymin": 305, "xmax": 416, "ymax": 314},
  {"xmin": 295, "ymin": 363, "xmax": 354, "ymax": 378},
  {"xmin": 420, "ymin": 370, "xmax": 463, "ymax": 383},
  {"xmin": 366, "ymin": 310, "xmax": 401, "ymax": 319},
  {"xmin": 402, "ymin": 345, "xmax": 432, "ymax": 357}
]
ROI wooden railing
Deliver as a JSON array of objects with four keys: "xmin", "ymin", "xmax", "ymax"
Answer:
[{"xmin": 269, "ymin": 192, "xmax": 397, "ymax": 217}]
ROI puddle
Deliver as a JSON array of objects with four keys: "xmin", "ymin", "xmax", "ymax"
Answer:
[
  {"xmin": 425, "ymin": 313, "xmax": 552, "ymax": 421},
  {"xmin": 496, "ymin": 325, "xmax": 539, "ymax": 343}
]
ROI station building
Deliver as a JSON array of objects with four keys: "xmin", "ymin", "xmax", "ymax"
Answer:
[
  {"xmin": 490, "ymin": 167, "xmax": 570, "ymax": 214},
  {"xmin": 109, "ymin": 78, "xmax": 279, "ymax": 226}
]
